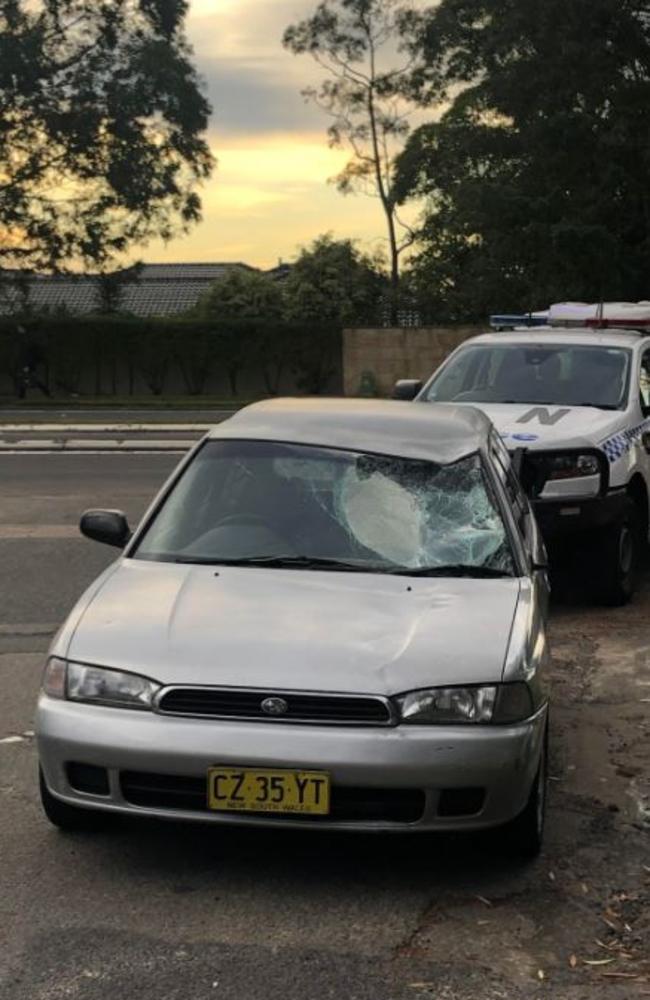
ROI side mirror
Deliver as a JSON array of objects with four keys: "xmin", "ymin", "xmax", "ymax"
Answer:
[
  {"xmin": 392, "ymin": 379, "xmax": 423, "ymax": 401},
  {"xmin": 80, "ymin": 509, "xmax": 132, "ymax": 549}
]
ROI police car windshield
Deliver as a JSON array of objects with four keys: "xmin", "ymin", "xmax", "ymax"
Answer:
[{"xmin": 424, "ymin": 344, "xmax": 631, "ymax": 410}]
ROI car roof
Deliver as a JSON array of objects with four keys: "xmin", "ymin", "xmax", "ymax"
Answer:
[
  {"xmin": 467, "ymin": 328, "xmax": 648, "ymax": 350},
  {"xmin": 209, "ymin": 397, "xmax": 493, "ymax": 464}
]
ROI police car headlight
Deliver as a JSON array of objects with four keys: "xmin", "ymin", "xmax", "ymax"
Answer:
[{"xmin": 546, "ymin": 454, "xmax": 600, "ymax": 480}]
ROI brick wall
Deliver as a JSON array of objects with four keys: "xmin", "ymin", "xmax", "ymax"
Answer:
[{"xmin": 343, "ymin": 326, "xmax": 481, "ymax": 396}]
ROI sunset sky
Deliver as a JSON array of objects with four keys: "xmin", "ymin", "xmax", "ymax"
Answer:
[{"xmin": 144, "ymin": 0, "xmax": 419, "ymax": 270}]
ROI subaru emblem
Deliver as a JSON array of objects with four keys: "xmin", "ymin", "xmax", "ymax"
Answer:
[{"xmin": 261, "ymin": 696, "xmax": 289, "ymax": 716}]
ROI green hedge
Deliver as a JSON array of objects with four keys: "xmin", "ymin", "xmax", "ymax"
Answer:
[{"xmin": 0, "ymin": 316, "xmax": 342, "ymax": 397}]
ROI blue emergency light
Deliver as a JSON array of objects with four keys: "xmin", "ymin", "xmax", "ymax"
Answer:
[{"xmin": 489, "ymin": 313, "xmax": 549, "ymax": 330}]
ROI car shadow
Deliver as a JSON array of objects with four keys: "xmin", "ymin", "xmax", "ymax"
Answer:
[{"xmin": 78, "ymin": 812, "xmax": 540, "ymax": 897}]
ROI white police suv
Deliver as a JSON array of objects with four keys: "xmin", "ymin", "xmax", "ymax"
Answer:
[{"xmin": 394, "ymin": 303, "xmax": 650, "ymax": 605}]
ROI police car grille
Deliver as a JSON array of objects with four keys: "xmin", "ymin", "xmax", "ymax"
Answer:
[{"xmin": 157, "ymin": 688, "xmax": 393, "ymax": 725}]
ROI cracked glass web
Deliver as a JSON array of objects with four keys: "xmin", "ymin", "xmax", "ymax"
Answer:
[{"xmin": 276, "ymin": 452, "xmax": 511, "ymax": 570}]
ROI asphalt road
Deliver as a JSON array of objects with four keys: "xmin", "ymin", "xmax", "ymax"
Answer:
[{"xmin": 1, "ymin": 455, "xmax": 648, "ymax": 1000}]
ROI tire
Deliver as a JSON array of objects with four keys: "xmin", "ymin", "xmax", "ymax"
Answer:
[
  {"xmin": 499, "ymin": 729, "xmax": 548, "ymax": 861},
  {"xmin": 39, "ymin": 768, "xmax": 113, "ymax": 832},
  {"xmin": 593, "ymin": 497, "xmax": 641, "ymax": 606}
]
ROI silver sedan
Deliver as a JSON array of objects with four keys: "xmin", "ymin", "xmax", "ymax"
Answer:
[{"xmin": 36, "ymin": 399, "xmax": 550, "ymax": 856}]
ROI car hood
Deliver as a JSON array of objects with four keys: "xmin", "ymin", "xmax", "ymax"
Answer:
[
  {"xmin": 66, "ymin": 560, "xmax": 521, "ymax": 695},
  {"xmin": 459, "ymin": 402, "xmax": 622, "ymax": 451}
]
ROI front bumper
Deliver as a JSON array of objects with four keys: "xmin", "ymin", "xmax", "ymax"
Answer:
[
  {"xmin": 36, "ymin": 695, "xmax": 547, "ymax": 833},
  {"xmin": 534, "ymin": 490, "xmax": 627, "ymax": 540}
]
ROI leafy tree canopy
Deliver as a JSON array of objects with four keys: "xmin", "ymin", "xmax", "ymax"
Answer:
[
  {"xmin": 196, "ymin": 267, "xmax": 284, "ymax": 322},
  {"xmin": 283, "ymin": 234, "xmax": 385, "ymax": 327},
  {"xmin": 0, "ymin": 0, "xmax": 214, "ymax": 271},
  {"xmin": 396, "ymin": 0, "xmax": 650, "ymax": 321}
]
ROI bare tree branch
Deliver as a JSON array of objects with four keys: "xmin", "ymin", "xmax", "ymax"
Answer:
[{"xmin": 284, "ymin": 0, "xmax": 417, "ymax": 321}]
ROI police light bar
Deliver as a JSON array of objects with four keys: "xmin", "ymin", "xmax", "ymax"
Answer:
[
  {"xmin": 548, "ymin": 302, "xmax": 650, "ymax": 329},
  {"xmin": 489, "ymin": 312, "xmax": 549, "ymax": 330}
]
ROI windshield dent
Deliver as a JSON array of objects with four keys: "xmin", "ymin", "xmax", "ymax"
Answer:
[{"xmin": 134, "ymin": 440, "xmax": 515, "ymax": 576}]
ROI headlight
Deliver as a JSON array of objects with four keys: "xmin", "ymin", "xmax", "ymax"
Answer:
[
  {"xmin": 545, "ymin": 453, "xmax": 600, "ymax": 480},
  {"xmin": 42, "ymin": 658, "xmax": 160, "ymax": 710},
  {"xmin": 396, "ymin": 683, "xmax": 533, "ymax": 724}
]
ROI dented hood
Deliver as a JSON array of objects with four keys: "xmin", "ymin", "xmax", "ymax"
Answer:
[{"xmin": 67, "ymin": 560, "xmax": 521, "ymax": 694}]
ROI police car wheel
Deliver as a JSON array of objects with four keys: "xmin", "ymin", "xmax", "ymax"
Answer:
[{"xmin": 595, "ymin": 498, "xmax": 640, "ymax": 606}]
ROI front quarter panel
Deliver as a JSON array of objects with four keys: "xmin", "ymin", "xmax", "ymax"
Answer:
[
  {"xmin": 502, "ymin": 577, "xmax": 550, "ymax": 711},
  {"xmin": 48, "ymin": 560, "xmax": 124, "ymax": 660},
  {"xmin": 49, "ymin": 439, "xmax": 210, "ymax": 661}
]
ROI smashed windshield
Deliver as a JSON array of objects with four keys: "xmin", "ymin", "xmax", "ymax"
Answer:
[
  {"xmin": 424, "ymin": 344, "xmax": 630, "ymax": 409},
  {"xmin": 134, "ymin": 440, "xmax": 515, "ymax": 575}
]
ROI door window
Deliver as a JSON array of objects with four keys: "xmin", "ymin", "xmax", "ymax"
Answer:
[{"xmin": 489, "ymin": 435, "xmax": 529, "ymax": 535}]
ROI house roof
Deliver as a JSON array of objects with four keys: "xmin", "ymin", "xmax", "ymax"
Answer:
[{"xmin": 0, "ymin": 262, "xmax": 265, "ymax": 318}]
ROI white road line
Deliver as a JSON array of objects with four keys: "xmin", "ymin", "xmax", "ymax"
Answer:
[
  {"xmin": 0, "ymin": 732, "xmax": 35, "ymax": 746},
  {"xmin": 0, "ymin": 525, "xmax": 79, "ymax": 539},
  {"xmin": 0, "ymin": 449, "xmax": 189, "ymax": 455},
  {"xmin": 0, "ymin": 423, "xmax": 212, "ymax": 432},
  {"xmin": 0, "ymin": 439, "xmax": 59, "ymax": 449},
  {"xmin": 0, "ymin": 622, "xmax": 58, "ymax": 633},
  {"xmin": 64, "ymin": 438, "xmax": 195, "ymax": 450},
  {"xmin": 0, "ymin": 439, "xmax": 194, "ymax": 452}
]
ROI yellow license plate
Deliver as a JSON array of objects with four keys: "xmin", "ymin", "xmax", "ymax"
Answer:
[{"xmin": 207, "ymin": 767, "xmax": 330, "ymax": 815}]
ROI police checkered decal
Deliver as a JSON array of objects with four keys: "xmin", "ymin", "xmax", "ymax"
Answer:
[{"xmin": 601, "ymin": 421, "xmax": 649, "ymax": 464}]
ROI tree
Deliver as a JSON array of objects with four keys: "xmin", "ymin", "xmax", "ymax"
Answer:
[
  {"xmin": 283, "ymin": 0, "xmax": 416, "ymax": 321},
  {"xmin": 95, "ymin": 263, "xmax": 143, "ymax": 315},
  {"xmin": 195, "ymin": 268, "xmax": 284, "ymax": 395},
  {"xmin": 283, "ymin": 233, "xmax": 384, "ymax": 327},
  {"xmin": 0, "ymin": 0, "xmax": 214, "ymax": 271},
  {"xmin": 196, "ymin": 268, "xmax": 284, "ymax": 323},
  {"xmin": 395, "ymin": 0, "xmax": 650, "ymax": 321},
  {"xmin": 283, "ymin": 235, "xmax": 385, "ymax": 391}
]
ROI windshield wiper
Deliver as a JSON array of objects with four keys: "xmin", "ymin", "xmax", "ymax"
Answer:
[
  {"xmin": 171, "ymin": 554, "xmax": 385, "ymax": 572},
  {"xmin": 388, "ymin": 564, "xmax": 513, "ymax": 579}
]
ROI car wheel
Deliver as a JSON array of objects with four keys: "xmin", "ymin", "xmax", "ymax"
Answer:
[
  {"xmin": 594, "ymin": 497, "xmax": 641, "ymax": 606},
  {"xmin": 39, "ymin": 768, "xmax": 113, "ymax": 832},
  {"xmin": 500, "ymin": 729, "xmax": 548, "ymax": 860}
]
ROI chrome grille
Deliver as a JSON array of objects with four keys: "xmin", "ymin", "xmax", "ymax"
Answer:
[{"xmin": 156, "ymin": 687, "xmax": 394, "ymax": 725}]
